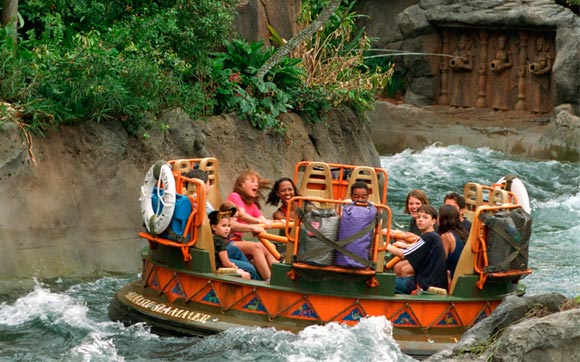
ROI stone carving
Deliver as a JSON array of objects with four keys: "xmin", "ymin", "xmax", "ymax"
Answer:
[
  {"xmin": 438, "ymin": 30, "xmax": 451, "ymax": 105},
  {"xmin": 438, "ymin": 29, "xmax": 556, "ymax": 113},
  {"xmin": 475, "ymin": 31, "xmax": 489, "ymax": 108},
  {"xmin": 449, "ymin": 34, "xmax": 474, "ymax": 108},
  {"xmin": 490, "ymin": 35, "xmax": 513, "ymax": 111},
  {"xmin": 515, "ymin": 32, "xmax": 529, "ymax": 111},
  {"xmin": 529, "ymin": 36, "xmax": 553, "ymax": 114}
]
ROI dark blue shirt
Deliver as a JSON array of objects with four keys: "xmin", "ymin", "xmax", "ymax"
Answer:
[{"xmin": 403, "ymin": 231, "xmax": 448, "ymax": 290}]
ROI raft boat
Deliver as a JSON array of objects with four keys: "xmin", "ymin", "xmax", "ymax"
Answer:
[{"xmin": 109, "ymin": 158, "xmax": 533, "ymax": 357}]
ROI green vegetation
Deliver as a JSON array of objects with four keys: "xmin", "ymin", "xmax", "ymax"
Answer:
[
  {"xmin": 1, "ymin": 0, "xmax": 238, "ymax": 136},
  {"xmin": 557, "ymin": 0, "xmax": 580, "ymax": 12},
  {"xmin": 564, "ymin": 0, "xmax": 580, "ymax": 6},
  {"xmin": 296, "ymin": 0, "xmax": 391, "ymax": 116},
  {"xmin": 364, "ymin": 55, "xmax": 405, "ymax": 100},
  {"xmin": 0, "ymin": 0, "xmax": 389, "ymax": 137},
  {"xmin": 210, "ymin": 39, "xmax": 304, "ymax": 131}
]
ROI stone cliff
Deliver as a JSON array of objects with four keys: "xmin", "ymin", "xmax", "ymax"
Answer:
[{"xmin": 425, "ymin": 293, "xmax": 580, "ymax": 362}]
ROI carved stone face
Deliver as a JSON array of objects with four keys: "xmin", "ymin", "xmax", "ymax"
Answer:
[
  {"xmin": 498, "ymin": 35, "xmax": 507, "ymax": 49},
  {"xmin": 536, "ymin": 37, "xmax": 544, "ymax": 51},
  {"xmin": 458, "ymin": 37, "xmax": 465, "ymax": 49}
]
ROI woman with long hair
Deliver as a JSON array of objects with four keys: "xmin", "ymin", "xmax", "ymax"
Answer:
[
  {"xmin": 438, "ymin": 204, "xmax": 468, "ymax": 280},
  {"xmin": 266, "ymin": 177, "xmax": 299, "ymax": 221},
  {"xmin": 225, "ymin": 171, "xmax": 278, "ymax": 281}
]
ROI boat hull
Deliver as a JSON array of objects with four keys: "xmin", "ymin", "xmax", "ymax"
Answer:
[
  {"xmin": 109, "ymin": 257, "xmax": 517, "ymax": 357},
  {"xmin": 109, "ymin": 280, "xmax": 464, "ymax": 357}
]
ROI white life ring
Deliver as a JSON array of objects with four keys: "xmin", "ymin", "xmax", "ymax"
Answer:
[
  {"xmin": 140, "ymin": 161, "xmax": 176, "ymax": 235},
  {"xmin": 496, "ymin": 175, "xmax": 531, "ymax": 214}
]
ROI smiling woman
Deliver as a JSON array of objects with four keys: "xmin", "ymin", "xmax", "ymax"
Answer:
[
  {"xmin": 404, "ymin": 189, "xmax": 430, "ymax": 236},
  {"xmin": 267, "ymin": 177, "xmax": 300, "ymax": 221}
]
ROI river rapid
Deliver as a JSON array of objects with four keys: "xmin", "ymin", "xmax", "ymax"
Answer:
[{"xmin": 1, "ymin": 145, "xmax": 578, "ymax": 361}]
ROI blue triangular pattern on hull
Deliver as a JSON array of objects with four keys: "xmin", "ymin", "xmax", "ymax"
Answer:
[
  {"xmin": 150, "ymin": 271, "xmax": 159, "ymax": 289},
  {"xmin": 342, "ymin": 307, "xmax": 364, "ymax": 321},
  {"xmin": 474, "ymin": 310, "xmax": 488, "ymax": 324},
  {"xmin": 437, "ymin": 311, "xmax": 459, "ymax": 326},
  {"xmin": 243, "ymin": 297, "xmax": 267, "ymax": 312},
  {"xmin": 393, "ymin": 311, "xmax": 418, "ymax": 326},
  {"xmin": 201, "ymin": 289, "xmax": 220, "ymax": 305},
  {"xmin": 291, "ymin": 303, "xmax": 318, "ymax": 319},
  {"xmin": 171, "ymin": 278, "xmax": 186, "ymax": 298}
]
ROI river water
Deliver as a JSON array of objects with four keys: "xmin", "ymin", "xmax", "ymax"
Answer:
[{"xmin": 1, "ymin": 145, "xmax": 578, "ymax": 361}]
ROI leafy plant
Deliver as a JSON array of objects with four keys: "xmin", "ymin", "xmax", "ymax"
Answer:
[
  {"xmin": 364, "ymin": 55, "xmax": 405, "ymax": 99},
  {"xmin": 236, "ymin": 77, "xmax": 293, "ymax": 131},
  {"xmin": 295, "ymin": 0, "xmax": 391, "ymax": 113},
  {"xmin": 210, "ymin": 39, "xmax": 306, "ymax": 131},
  {"xmin": 1, "ymin": 0, "xmax": 391, "ymax": 137},
  {"xmin": 287, "ymin": 85, "xmax": 331, "ymax": 124},
  {"xmin": 1, "ymin": 0, "xmax": 237, "ymax": 135}
]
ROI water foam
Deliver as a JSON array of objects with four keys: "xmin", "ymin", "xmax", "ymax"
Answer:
[
  {"xmin": 0, "ymin": 280, "xmax": 78, "ymax": 326},
  {"xmin": 185, "ymin": 317, "xmax": 415, "ymax": 361}
]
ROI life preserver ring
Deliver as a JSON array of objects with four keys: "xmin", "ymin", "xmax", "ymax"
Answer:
[
  {"xmin": 140, "ymin": 161, "xmax": 176, "ymax": 235},
  {"xmin": 496, "ymin": 175, "xmax": 531, "ymax": 214}
]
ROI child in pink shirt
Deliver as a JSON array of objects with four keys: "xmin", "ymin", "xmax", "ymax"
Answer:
[{"xmin": 226, "ymin": 171, "xmax": 278, "ymax": 281}]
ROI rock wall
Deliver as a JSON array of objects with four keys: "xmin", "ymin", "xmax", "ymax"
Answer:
[
  {"xmin": 426, "ymin": 293, "xmax": 580, "ymax": 362},
  {"xmin": 355, "ymin": 0, "xmax": 580, "ymax": 115},
  {"xmin": 0, "ymin": 108, "xmax": 380, "ymax": 281},
  {"xmin": 233, "ymin": 0, "xmax": 302, "ymax": 46}
]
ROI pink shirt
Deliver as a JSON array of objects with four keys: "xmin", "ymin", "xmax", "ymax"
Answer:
[{"xmin": 226, "ymin": 192, "xmax": 263, "ymax": 239}]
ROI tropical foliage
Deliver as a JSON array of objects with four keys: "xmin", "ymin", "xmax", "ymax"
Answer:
[
  {"xmin": 0, "ymin": 0, "xmax": 390, "ymax": 136},
  {"xmin": 296, "ymin": 0, "xmax": 392, "ymax": 114}
]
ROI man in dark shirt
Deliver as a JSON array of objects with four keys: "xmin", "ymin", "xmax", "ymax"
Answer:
[{"xmin": 444, "ymin": 192, "xmax": 472, "ymax": 231}]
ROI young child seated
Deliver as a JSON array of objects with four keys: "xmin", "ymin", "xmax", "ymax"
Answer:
[
  {"xmin": 209, "ymin": 206, "xmax": 252, "ymax": 280},
  {"xmin": 349, "ymin": 181, "xmax": 370, "ymax": 203},
  {"xmin": 335, "ymin": 182, "xmax": 377, "ymax": 268}
]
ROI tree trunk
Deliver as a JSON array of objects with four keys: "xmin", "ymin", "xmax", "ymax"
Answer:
[
  {"xmin": 2, "ymin": 0, "xmax": 19, "ymax": 43},
  {"xmin": 256, "ymin": 0, "xmax": 342, "ymax": 80}
]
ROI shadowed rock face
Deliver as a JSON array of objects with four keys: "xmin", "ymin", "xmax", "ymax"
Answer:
[
  {"xmin": 355, "ymin": 0, "xmax": 580, "ymax": 115},
  {"xmin": 232, "ymin": 0, "xmax": 301, "ymax": 47}
]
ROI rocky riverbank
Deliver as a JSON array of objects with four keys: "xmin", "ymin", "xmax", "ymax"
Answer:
[
  {"xmin": 369, "ymin": 101, "xmax": 580, "ymax": 162},
  {"xmin": 424, "ymin": 293, "xmax": 580, "ymax": 362}
]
